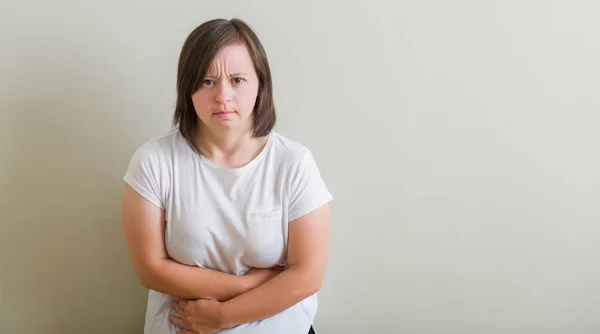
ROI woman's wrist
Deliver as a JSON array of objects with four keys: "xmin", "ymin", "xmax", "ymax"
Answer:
[{"xmin": 218, "ymin": 301, "xmax": 236, "ymax": 329}]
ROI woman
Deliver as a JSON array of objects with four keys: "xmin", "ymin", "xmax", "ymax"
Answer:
[{"xmin": 121, "ymin": 18, "xmax": 333, "ymax": 334}]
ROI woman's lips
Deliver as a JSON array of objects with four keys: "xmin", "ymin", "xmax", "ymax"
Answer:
[{"xmin": 214, "ymin": 111, "xmax": 235, "ymax": 118}]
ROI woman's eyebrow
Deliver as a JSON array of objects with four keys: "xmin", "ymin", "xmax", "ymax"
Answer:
[{"xmin": 204, "ymin": 72, "xmax": 248, "ymax": 78}]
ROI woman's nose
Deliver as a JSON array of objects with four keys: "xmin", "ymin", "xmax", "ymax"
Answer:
[{"xmin": 214, "ymin": 82, "xmax": 233, "ymax": 104}]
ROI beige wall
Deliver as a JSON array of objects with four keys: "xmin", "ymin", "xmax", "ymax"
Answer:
[{"xmin": 1, "ymin": 1, "xmax": 599, "ymax": 333}]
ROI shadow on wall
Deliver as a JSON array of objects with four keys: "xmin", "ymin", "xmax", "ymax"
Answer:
[{"xmin": 0, "ymin": 34, "xmax": 150, "ymax": 333}]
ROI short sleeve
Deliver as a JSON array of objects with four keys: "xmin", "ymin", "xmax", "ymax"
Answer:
[
  {"xmin": 288, "ymin": 150, "xmax": 333, "ymax": 222},
  {"xmin": 123, "ymin": 142, "xmax": 165, "ymax": 209}
]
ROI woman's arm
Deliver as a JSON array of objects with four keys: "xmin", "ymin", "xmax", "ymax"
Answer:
[
  {"xmin": 121, "ymin": 184, "xmax": 279, "ymax": 301},
  {"xmin": 219, "ymin": 203, "xmax": 331, "ymax": 327}
]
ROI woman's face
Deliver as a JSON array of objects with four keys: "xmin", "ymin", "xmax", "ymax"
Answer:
[{"xmin": 192, "ymin": 43, "xmax": 260, "ymax": 136}]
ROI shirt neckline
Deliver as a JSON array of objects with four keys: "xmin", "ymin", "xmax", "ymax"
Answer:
[{"xmin": 194, "ymin": 132, "xmax": 274, "ymax": 173}]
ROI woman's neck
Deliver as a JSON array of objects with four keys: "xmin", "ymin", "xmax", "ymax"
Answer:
[{"xmin": 195, "ymin": 127, "xmax": 268, "ymax": 168}]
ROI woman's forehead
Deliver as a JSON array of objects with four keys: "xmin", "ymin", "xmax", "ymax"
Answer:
[{"xmin": 207, "ymin": 44, "xmax": 254, "ymax": 73}]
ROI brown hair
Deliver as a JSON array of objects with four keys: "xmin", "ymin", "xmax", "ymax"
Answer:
[{"xmin": 172, "ymin": 18, "xmax": 276, "ymax": 152}]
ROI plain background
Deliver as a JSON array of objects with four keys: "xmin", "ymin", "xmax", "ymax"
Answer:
[{"xmin": 1, "ymin": 1, "xmax": 599, "ymax": 333}]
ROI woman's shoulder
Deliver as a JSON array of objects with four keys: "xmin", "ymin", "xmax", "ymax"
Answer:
[
  {"xmin": 271, "ymin": 132, "xmax": 311, "ymax": 163},
  {"xmin": 126, "ymin": 130, "xmax": 190, "ymax": 169},
  {"xmin": 268, "ymin": 132, "xmax": 322, "ymax": 169},
  {"xmin": 131, "ymin": 129, "xmax": 187, "ymax": 157}
]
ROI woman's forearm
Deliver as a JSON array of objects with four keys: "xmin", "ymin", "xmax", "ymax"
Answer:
[
  {"xmin": 139, "ymin": 259, "xmax": 281, "ymax": 302},
  {"xmin": 220, "ymin": 264, "xmax": 322, "ymax": 328},
  {"xmin": 139, "ymin": 259, "xmax": 249, "ymax": 301}
]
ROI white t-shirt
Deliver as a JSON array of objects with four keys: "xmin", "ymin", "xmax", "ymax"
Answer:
[{"xmin": 123, "ymin": 130, "xmax": 333, "ymax": 334}]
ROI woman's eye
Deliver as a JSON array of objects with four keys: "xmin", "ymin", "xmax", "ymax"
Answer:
[
  {"xmin": 203, "ymin": 79, "xmax": 215, "ymax": 86},
  {"xmin": 232, "ymin": 77, "xmax": 245, "ymax": 84}
]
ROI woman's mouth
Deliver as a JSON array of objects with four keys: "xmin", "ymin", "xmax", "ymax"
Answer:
[{"xmin": 214, "ymin": 111, "xmax": 235, "ymax": 118}]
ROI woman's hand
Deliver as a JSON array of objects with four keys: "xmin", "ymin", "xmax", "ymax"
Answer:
[{"xmin": 169, "ymin": 298, "xmax": 227, "ymax": 334}]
